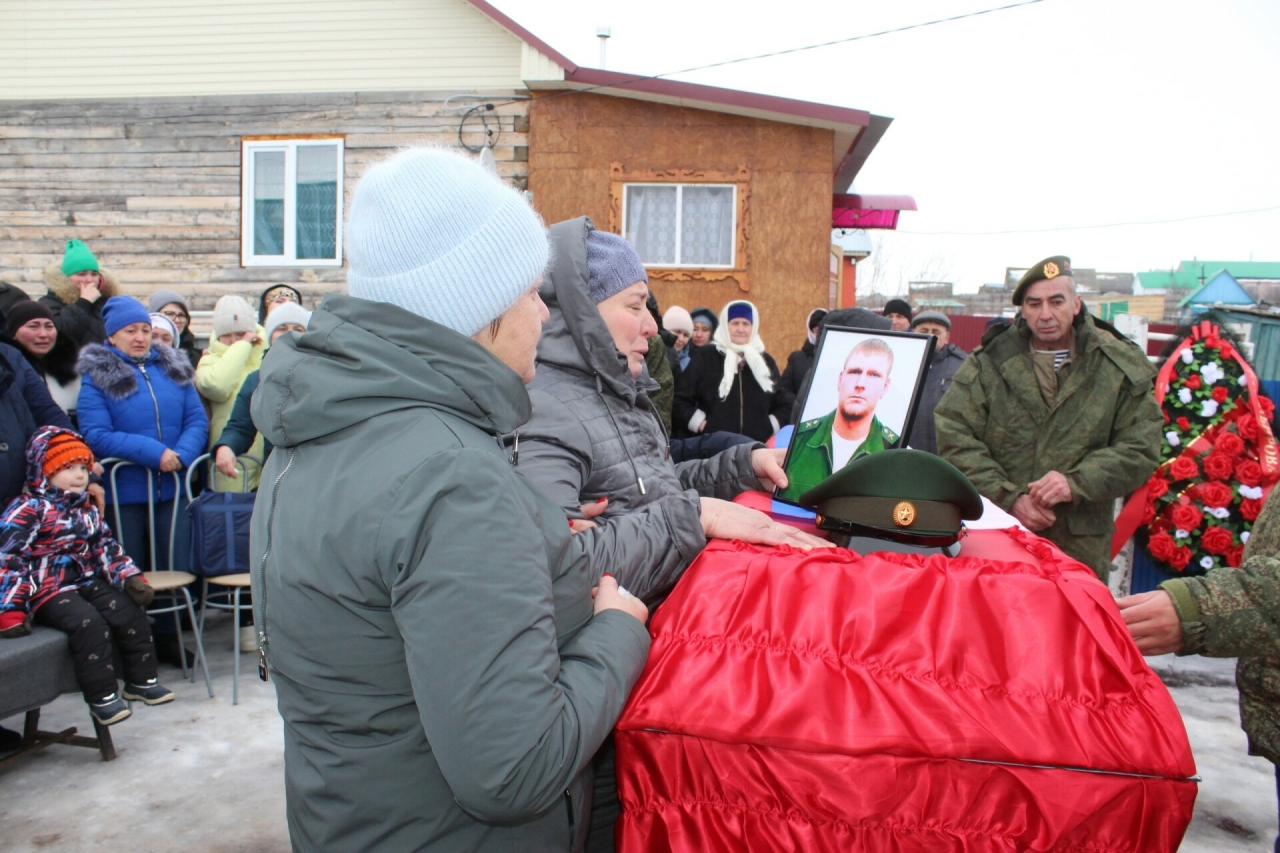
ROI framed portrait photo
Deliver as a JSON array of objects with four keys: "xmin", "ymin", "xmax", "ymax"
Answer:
[{"xmin": 775, "ymin": 327, "xmax": 936, "ymax": 506}]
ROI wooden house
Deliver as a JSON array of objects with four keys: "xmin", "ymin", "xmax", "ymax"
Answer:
[{"xmin": 1, "ymin": 0, "xmax": 908, "ymax": 346}]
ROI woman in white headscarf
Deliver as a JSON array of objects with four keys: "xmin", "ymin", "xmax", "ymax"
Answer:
[{"xmin": 673, "ymin": 299, "xmax": 790, "ymax": 442}]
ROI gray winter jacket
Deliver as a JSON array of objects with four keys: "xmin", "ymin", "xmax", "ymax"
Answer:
[
  {"xmin": 515, "ymin": 217, "xmax": 765, "ymax": 603},
  {"xmin": 249, "ymin": 294, "xmax": 651, "ymax": 853},
  {"xmin": 907, "ymin": 342, "xmax": 968, "ymax": 455}
]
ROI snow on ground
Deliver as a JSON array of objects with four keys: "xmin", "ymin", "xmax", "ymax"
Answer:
[{"xmin": 1, "ymin": 617, "xmax": 1276, "ymax": 851}]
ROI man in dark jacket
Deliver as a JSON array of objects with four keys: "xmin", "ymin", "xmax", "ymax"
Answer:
[
  {"xmin": 907, "ymin": 311, "xmax": 967, "ymax": 455},
  {"xmin": 779, "ymin": 308, "xmax": 827, "ymax": 402},
  {"xmin": 935, "ymin": 257, "xmax": 1162, "ymax": 581}
]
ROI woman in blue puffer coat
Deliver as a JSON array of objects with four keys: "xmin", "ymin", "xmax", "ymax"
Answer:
[{"xmin": 76, "ymin": 297, "xmax": 208, "ymax": 580}]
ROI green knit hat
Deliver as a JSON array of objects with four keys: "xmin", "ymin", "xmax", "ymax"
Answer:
[{"xmin": 60, "ymin": 240, "xmax": 99, "ymax": 276}]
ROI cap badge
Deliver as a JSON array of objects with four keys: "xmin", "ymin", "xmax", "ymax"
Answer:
[
  {"xmin": 892, "ymin": 501, "xmax": 917, "ymax": 528},
  {"xmin": 1043, "ymin": 261, "xmax": 1060, "ymax": 279}
]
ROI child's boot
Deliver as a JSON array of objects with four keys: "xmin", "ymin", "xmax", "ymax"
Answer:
[
  {"xmin": 123, "ymin": 678, "xmax": 175, "ymax": 706},
  {"xmin": 89, "ymin": 693, "xmax": 131, "ymax": 726}
]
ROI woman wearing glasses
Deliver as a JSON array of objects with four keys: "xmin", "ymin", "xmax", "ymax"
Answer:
[{"xmin": 147, "ymin": 290, "xmax": 201, "ymax": 368}]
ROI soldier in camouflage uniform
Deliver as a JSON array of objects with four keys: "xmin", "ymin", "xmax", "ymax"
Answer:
[
  {"xmin": 778, "ymin": 338, "xmax": 899, "ymax": 503},
  {"xmin": 1119, "ymin": 486, "xmax": 1280, "ymax": 852},
  {"xmin": 935, "ymin": 257, "xmax": 1162, "ymax": 581}
]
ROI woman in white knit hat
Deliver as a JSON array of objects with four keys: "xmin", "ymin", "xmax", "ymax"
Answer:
[
  {"xmin": 195, "ymin": 295, "xmax": 266, "ymax": 490},
  {"xmin": 247, "ymin": 147, "xmax": 651, "ymax": 853}
]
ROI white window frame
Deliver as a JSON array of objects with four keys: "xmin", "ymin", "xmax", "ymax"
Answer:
[
  {"xmin": 241, "ymin": 137, "xmax": 344, "ymax": 267},
  {"xmin": 621, "ymin": 183, "xmax": 737, "ymax": 269}
]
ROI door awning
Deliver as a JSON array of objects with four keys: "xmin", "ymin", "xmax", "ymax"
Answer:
[{"xmin": 832, "ymin": 194, "xmax": 917, "ymax": 230}]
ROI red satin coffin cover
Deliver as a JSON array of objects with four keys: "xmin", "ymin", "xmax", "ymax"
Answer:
[{"xmin": 615, "ymin": 532, "xmax": 1197, "ymax": 852}]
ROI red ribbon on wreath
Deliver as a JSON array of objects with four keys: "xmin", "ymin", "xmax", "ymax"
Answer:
[{"xmin": 1111, "ymin": 321, "xmax": 1278, "ymax": 559}]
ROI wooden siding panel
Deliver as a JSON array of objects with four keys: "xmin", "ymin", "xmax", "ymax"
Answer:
[
  {"xmin": 0, "ymin": 90, "xmax": 529, "ymax": 305},
  {"xmin": 0, "ymin": 0, "xmax": 542, "ymax": 99},
  {"xmin": 528, "ymin": 93, "xmax": 835, "ymax": 354}
]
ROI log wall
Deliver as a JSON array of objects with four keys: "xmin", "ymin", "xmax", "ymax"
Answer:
[{"xmin": 0, "ymin": 91, "xmax": 530, "ymax": 308}]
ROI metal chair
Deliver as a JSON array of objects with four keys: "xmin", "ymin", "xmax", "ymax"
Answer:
[
  {"xmin": 187, "ymin": 452, "xmax": 261, "ymax": 705},
  {"xmin": 100, "ymin": 458, "xmax": 214, "ymax": 699}
]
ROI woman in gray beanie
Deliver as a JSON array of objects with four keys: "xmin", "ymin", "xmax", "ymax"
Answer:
[
  {"xmin": 248, "ymin": 147, "xmax": 651, "ymax": 853},
  {"xmin": 147, "ymin": 289, "xmax": 200, "ymax": 368},
  {"xmin": 514, "ymin": 218, "xmax": 831, "ymax": 851}
]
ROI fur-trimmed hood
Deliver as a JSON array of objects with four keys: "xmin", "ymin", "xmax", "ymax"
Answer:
[
  {"xmin": 42, "ymin": 262, "xmax": 120, "ymax": 306},
  {"xmin": 76, "ymin": 342, "xmax": 194, "ymax": 400}
]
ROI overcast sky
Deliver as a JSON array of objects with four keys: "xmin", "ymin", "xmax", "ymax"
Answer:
[{"xmin": 491, "ymin": 0, "xmax": 1280, "ymax": 295}]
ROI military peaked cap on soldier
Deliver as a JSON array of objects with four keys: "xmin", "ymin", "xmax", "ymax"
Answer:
[
  {"xmin": 799, "ymin": 449, "xmax": 983, "ymax": 548},
  {"xmin": 1012, "ymin": 255, "xmax": 1073, "ymax": 306}
]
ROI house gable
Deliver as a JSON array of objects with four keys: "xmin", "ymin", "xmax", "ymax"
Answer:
[{"xmin": 0, "ymin": 0, "xmax": 564, "ymax": 100}]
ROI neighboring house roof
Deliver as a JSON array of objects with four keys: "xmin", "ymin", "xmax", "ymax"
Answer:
[
  {"xmin": 1178, "ymin": 270, "xmax": 1257, "ymax": 308},
  {"xmin": 465, "ymin": 0, "xmax": 891, "ymax": 189},
  {"xmin": 1138, "ymin": 260, "xmax": 1280, "ymax": 291}
]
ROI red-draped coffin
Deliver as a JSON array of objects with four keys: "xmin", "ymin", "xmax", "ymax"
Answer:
[{"xmin": 615, "ymin": 529, "xmax": 1197, "ymax": 852}]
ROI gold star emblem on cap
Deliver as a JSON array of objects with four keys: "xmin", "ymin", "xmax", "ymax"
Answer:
[
  {"xmin": 892, "ymin": 501, "xmax": 917, "ymax": 528},
  {"xmin": 1043, "ymin": 261, "xmax": 1060, "ymax": 279}
]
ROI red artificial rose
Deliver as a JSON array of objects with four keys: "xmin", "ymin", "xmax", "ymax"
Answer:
[
  {"xmin": 1163, "ymin": 409, "xmax": 1170, "ymax": 425},
  {"xmin": 1170, "ymin": 456, "xmax": 1200, "ymax": 481},
  {"xmin": 1169, "ymin": 547, "xmax": 1193, "ymax": 571},
  {"xmin": 1205, "ymin": 335, "xmax": 1221, "ymax": 350},
  {"xmin": 1176, "ymin": 416, "xmax": 1191, "ymax": 431},
  {"xmin": 1261, "ymin": 396, "xmax": 1276, "ymax": 417},
  {"xmin": 1185, "ymin": 373, "xmax": 1202, "ymax": 391},
  {"xmin": 1171, "ymin": 503, "xmax": 1204, "ymax": 531},
  {"xmin": 1212, "ymin": 386, "xmax": 1230, "ymax": 403},
  {"xmin": 1148, "ymin": 477, "xmax": 1170, "ymax": 499},
  {"xmin": 1197, "ymin": 481, "xmax": 1233, "ymax": 508},
  {"xmin": 1225, "ymin": 545, "xmax": 1245, "ymax": 567},
  {"xmin": 1147, "ymin": 531, "xmax": 1177, "ymax": 561},
  {"xmin": 1216, "ymin": 432, "xmax": 1246, "ymax": 457},
  {"xmin": 1203, "ymin": 452, "xmax": 1235, "ymax": 481},
  {"xmin": 1142, "ymin": 502, "xmax": 1157, "ymax": 525},
  {"xmin": 1238, "ymin": 415, "xmax": 1260, "ymax": 441},
  {"xmin": 1237, "ymin": 459, "xmax": 1264, "ymax": 487},
  {"xmin": 1201, "ymin": 525, "xmax": 1234, "ymax": 555},
  {"xmin": 1241, "ymin": 498, "xmax": 1264, "ymax": 521},
  {"xmin": 1221, "ymin": 343, "xmax": 1236, "ymax": 360}
]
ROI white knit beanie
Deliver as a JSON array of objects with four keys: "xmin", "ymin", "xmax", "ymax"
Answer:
[
  {"xmin": 212, "ymin": 295, "xmax": 257, "ymax": 337},
  {"xmin": 263, "ymin": 301, "xmax": 312, "ymax": 341},
  {"xmin": 345, "ymin": 147, "xmax": 550, "ymax": 336}
]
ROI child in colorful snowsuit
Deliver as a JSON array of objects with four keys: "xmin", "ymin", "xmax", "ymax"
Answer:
[{"xmin": 0, "ymin": 426, "xmax": 173, "ymax": 725}]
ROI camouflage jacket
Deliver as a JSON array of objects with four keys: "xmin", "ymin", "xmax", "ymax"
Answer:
[
  {"xmin": 776, "ymin": 410, "xmax": 898, "ymax": 504},
  {"xmin": 1160, "ymin": 488, "xmax": 1280, "ymax": 765},
  {"xmin": 934, "ymin": 313, "xmax": 1162, "ymax": 580}
]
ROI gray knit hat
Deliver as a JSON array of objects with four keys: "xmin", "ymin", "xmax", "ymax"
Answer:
[
  {"xmin": 345, "ymin": 147, "xmax": 550, "ymax": 336},
  {"xmin": 911, "ymin": 310, "xmax": 951, "ymax": 330},
  {"xmin": 147, "ymin": 289, "xmax": 189, "ymax": 314},
  {"xmin": 586, "ymin": 230, "xmax": 647, "ymax": 304},
  {"xmin": 212, "ymin": 295, "xmax": 257, "ymax": 337},
  {"xmin": 264, "ymin": 301, "xmax": 312, "ymax": 341}
]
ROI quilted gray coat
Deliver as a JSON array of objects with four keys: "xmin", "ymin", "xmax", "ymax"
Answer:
[{"xmin": 515, "ymin": 217, "xmax": 765, "ymax": 604}]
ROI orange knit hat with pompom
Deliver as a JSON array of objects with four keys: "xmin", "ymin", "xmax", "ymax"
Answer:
[{"xmin": 43, "ymin": 433, "xmax": 94, "ymax": 479}]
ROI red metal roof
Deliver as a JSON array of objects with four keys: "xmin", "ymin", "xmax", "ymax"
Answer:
[{"xmin": 832, "ymin": 194, "xmax": 918, "ymax": 229}]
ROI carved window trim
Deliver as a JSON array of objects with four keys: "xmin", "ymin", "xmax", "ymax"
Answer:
[{"xmin": 608, "ymin": 163, "xmax": 751, "ymax": 292}]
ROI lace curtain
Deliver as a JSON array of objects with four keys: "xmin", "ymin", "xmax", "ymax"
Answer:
[
  {"xmin": 295, "ymin": 145, "xmax": 338, "ymax": 260},
  {"xmin": 680, "ymin": 186, "xmax": 733, "ymax": 266},
  {"xmin": 625, "ymin": 184, "xmax": 734, "ymax": 266}
]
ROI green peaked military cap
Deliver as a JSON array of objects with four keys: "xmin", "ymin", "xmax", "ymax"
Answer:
[
  {"xmin": 1012, "ymin": 255, "xmax": 1072, "ymax": 306},
  {"xmin": 798, "ymin": 449, "xmax": 983, "ymax": 548}
]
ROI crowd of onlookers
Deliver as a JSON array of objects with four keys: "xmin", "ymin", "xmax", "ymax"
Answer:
[{"xmin": 0, "ymin": 240, "xmax": 314, "ymax": 683}]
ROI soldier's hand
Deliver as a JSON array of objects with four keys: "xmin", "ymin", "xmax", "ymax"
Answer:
[
  {"xmin": 1028, "ymin": 470, "xmax": 1073, "ymax": 507},
  {"xmin": 1011, "ymin": 494, "xmax": 1056, "ymax": 531},
  {"xmin": 700, "ymin": 497, "xmax": 834, "ymax": 551},
  {"xmin": 751, "ymin": 448, "xmax": 789, "ymax": 490},
  {"xmin": 1117, "ymin": 590, "xmax": 1184, "ymax": 655}
]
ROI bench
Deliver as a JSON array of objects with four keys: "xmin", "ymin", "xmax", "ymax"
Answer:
[{"xmin": 0, "ymin": 625, "xmax": 115, "ymax": 769}]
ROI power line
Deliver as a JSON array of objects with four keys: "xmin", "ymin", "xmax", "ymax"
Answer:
[
  {"xmin": 487, "ymin": 0, "xmax": 1047, "ymax": 109},
  {"xmin": 896, "ymin": 204, "xmax": 1280, "ymax": 236}
]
